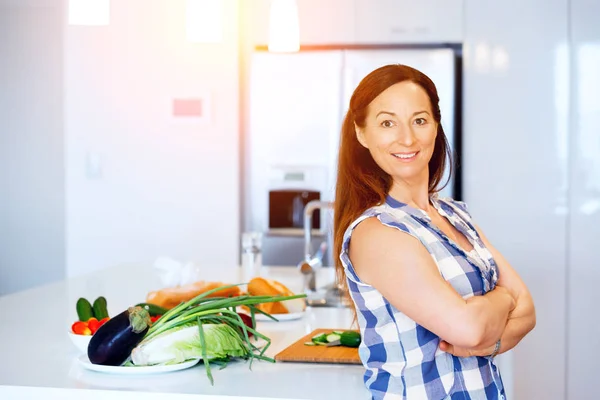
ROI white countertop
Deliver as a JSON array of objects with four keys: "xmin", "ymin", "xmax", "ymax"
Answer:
[{"xmin": 0, "ymin": 264, "xmax": 370, "ymax": 400}]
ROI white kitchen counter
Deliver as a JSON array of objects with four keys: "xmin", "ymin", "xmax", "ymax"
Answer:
[{"xmin": 0, "ymin": 264, "xmax": 370, "ymax": 400}]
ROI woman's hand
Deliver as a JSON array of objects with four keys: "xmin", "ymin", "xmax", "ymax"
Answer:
[
  {"xmin": 439, "ymin": 281, "xmax": 531, "ymax": 358},
  {"xmin": 440, "ymin": 284, "xmax": 514, "ymax": 357},
  {"xmin": 439, "ymin": 340, "xmax": 496, "ymax": 358},
  {"xmin": 491, "ymin": 284, "xmax": 517, "ymax": 312}
]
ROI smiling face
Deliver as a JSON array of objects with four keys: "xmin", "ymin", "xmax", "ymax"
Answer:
[{"xmin": 355, "ymin": 81, "xmax": 438, "ymax": 188}]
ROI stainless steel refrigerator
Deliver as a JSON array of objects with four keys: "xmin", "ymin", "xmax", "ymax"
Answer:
[{"xmin": 244, "ymin": 48, "xmax": 460, "ymax": 266}]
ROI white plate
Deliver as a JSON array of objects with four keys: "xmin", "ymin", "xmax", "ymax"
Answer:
[
  {"xmin": 249, "ymin": 337, "xmax": 268, "ymax": 349},
  {"xmin": 254, "ymin": 311, "xmax": 305, "ymax": 322},
  {"xmin": 77, "ymin": 355, "xmax": 200, "ymax": 375}
]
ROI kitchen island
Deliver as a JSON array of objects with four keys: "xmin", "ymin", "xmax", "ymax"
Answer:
[{"xmin": 0, "ymin": 264, "xmax": 370, "ymax": 400}]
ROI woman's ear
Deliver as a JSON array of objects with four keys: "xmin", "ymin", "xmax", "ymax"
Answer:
[{"xmin": 354, "ymin": 123, "xmax": 368, "ymax": 149}]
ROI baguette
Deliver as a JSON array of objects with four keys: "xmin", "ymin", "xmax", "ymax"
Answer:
[
  {"xmin": 146, "ymin": 281, "xmax": 241, "ymax": 310},
  {"xmin": 246, "ymin": 277, "xmax": 306, "ymax": 314}
]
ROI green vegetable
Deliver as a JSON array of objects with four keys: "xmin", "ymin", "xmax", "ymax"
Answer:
[
  {"xmin": 311, "ymin": 333, "xmax": 328, "ymax": 344},
  {"xmin": 133, "ymin": 283, "xmax": 307, "ymax": 385},
  {"xmin": 326, "ymin": 333, "xmax": 341, "ymax": 343},
  {"xmin": 93, "ymin": 296, "xmax": 109, "ymax": 319},
  {"xmin": 135, "ymin": 303, "xmax": 168, "ymax": 317},
  {"xmin": 340, "ymin": 331, "xmax": 361, "ymax": 348},
  {"xmin": 76, "ymin": 297, "xmax": 94, "ymax": 322},
  {"xmin": 305, "ymin": 330, "xmax": 362, "ymax": 348},
  {"xmin": 131, "ymin": 323, "xmax": 248, "ymax": 366}
]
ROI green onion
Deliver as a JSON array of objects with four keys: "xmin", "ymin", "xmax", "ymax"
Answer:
[
  {"xmin": 197, "ymin": 316, "xmax": 213, "ymax": 385},
  {"xmin": 138, "ymin": 282, "xmax": 306, "ymax": 384}
]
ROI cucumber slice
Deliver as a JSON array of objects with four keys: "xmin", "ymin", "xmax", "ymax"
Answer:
[
  {"xmin": 312, "ymin": 333, "xmax": 328, "ymax": 344},
  {"xmin": 304, "ymin": 341, "xmax": 316, "ymax": 346},
  {"xmin": 333, "ymin": 330, "xmax": 344, "ymax": 335},
  {"xmin": 326, "ymin": 333, "xmax": 341, "ymax": 343}
]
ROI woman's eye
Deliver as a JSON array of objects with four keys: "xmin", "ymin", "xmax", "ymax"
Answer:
[
  {"xmin": 381, "ymin": 120, "xmax": 394, "ymax": 128},
  {"xmin": 414, "ymin": 118, "xmax": 427, "ymax": 125}
]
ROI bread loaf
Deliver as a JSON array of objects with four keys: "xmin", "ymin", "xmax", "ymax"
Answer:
[
  {"xmin": 146, "ymin": 281, "xmax": 241, "ymax": 310},
  {"xmin": 246, "ymin": 277, "xmax": 306, "ymax": 314}
]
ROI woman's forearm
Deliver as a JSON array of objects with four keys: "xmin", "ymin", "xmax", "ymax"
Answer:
[
  {"xmin": 496, "ymin": 291, "xmax": 536, "ymax": 354},
  {"xmin": 439, "ymin": 288, "xmax": 535, "ymax": 358},
  {"xmin": 465, "ymin": 286, "xmax": 515, "ymax": 348},
  {"xmin": 493, "ymin": 317, "xmax": 534, "ymax": 354}
]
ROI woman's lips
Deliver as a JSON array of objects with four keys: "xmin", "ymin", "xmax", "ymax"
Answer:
[{"xmin": 392, "ymin": 151, "xmax": 419, "ymax": 162}]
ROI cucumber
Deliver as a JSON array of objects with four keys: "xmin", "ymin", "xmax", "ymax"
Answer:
[
  {"xmin": 76, "ymin": 298, "xmax": 94, "ymax": 322},
  {"xmin": 311, "ymin": 333, "xmax": 328, "ymax": 344},
  {"xmin": 93, "ymin": 296, "xmax": 109, "ymax": 320},
  {"xmin": 135, "ymin": 303, "xmax": 168, "ymax": 317},
  {"xmin": 304, "ymin": 341, "xmax": 316, "ymax": 346},
  {"xmin": 326, "ymin": 333, "xmax": 341, "ymax": 343},
  {"xmin": 339, "ymin": 331, "xmax": 361, "ymax": 348}
]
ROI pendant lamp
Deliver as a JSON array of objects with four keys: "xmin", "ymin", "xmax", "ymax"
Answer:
[
  {"xmin": 268, "ymin": 0, "xmax": 300, "ymax": 52},
  {"xmin": 68, "ymin": 0, "xmax": 110, "ymax": 26}
]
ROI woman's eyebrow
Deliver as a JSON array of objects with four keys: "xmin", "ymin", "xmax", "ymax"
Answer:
[{"xmin": 375, "ymin": 110, "xmax": 430, "ymax": 118}]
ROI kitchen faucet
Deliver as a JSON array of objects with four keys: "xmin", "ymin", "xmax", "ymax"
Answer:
[{"xmin": 297, "ymin": 200, "xmax": 350, "ymax": 307}]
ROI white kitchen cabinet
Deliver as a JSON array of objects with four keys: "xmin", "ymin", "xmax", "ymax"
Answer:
[
  {"xmin": 297, "ymin": 0, "xmax": 356, "ymax": 44},
  {"xmin": 567, "ymin": 0, "xmax": 600, "ymax": 398},
  {"xmin": 463, "ymin": 0, "xmax": 568, "ymax": 398},
  {"xmin": 354, "ymin": 0, "xmax": 464, "ymax": 44},
  {"xmin": 246, "ymin": 0, "xmax": 355, "ymax": 46},
  {"xmin": 246, "ymin": 0, "xmax": 462, "ymax": 46}
]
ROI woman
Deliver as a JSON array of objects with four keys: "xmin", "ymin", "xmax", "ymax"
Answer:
[{"xmin": 333, "ymin": 65, "xmax": 535, "ymax": 400}]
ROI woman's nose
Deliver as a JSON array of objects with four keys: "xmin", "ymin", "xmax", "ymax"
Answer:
[{"xmin": 394, "ymin": 124, "xmax": 416, "ymax": 146}]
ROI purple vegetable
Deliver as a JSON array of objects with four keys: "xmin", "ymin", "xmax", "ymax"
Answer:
[{"xmin": 88, "ymin": 306, "xmax": 151, "ymax": 366}]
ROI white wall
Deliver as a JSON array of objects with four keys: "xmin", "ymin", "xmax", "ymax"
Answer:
[
  {"xmin": 463, "ymin": 0, "xmax": 568, "ymax": 398},
  {"xmin": 0, "ymin": 1, "xmax": 65, "ymax": 295},
  {"xmin": 567, "ymin": 0, "xmax": 600, "ymax": 397},
  {"xmin": 64, "ymin": 0, "xmax": 240, "ymax": 277}
]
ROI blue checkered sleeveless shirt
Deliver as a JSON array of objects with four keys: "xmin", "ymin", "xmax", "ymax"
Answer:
[{"xmin": 340, "ymin": 195, "xmax": 506, "ymax": 400}]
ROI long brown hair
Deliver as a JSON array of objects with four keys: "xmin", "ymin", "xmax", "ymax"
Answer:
[{"xmin": 333, "ymin": 64, "xmax": 453, "ymax": 301}]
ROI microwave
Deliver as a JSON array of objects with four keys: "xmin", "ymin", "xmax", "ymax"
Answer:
[{"xmin": 268, "ymin": 189, "xmax": 320, "ymax": 230}]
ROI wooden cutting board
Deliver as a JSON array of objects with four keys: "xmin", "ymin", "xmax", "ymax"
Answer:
[{"xmin": 275, "ymin": 328, "xmax": 362, "ymax": 364}]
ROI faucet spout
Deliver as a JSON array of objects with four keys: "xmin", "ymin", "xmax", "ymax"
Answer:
[
  {"xmin": 303, "ymin": 200, "xmax": 333, "ymax": 263},
  {"xmin": 296, "ymin": 200, "xmax": 350, "ymax": 308},
  {"xmin": 298, "ymin": 200, "xmax": 333, "ymax": 293}
]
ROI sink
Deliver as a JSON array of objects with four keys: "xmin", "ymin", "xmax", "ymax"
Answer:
[{"xmin": 305, "ymin": 284, "xmax": 352, "ymax": 308}]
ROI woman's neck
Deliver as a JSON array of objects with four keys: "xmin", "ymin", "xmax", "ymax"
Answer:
[{"xmin": 388, "ymin": 177, "xmax": 432, "ymax": 212}]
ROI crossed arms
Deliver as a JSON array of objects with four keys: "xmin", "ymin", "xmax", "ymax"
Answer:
[{"xmin": 349, "ymin": 218, "xmax": 536, "ymax": 356}]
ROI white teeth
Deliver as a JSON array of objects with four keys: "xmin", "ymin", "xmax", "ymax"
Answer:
[{"xmin": 393, "ymin": 152, "xmax": 417, "ymax": 159}]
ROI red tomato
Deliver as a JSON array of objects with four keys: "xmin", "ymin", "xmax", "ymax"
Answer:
[
  {"xmin": 87, "ymin": 318, "xmax": 100, "ymax": 334},
  {"xmin": 72, "ymin": 321, "xmax": 92, "ymax": 335},
  {"xmin": 150, "ymin": 315, "xmax": 162, "ymax": 323}
]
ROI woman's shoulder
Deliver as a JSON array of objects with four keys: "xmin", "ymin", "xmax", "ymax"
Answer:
[
  {"xmin": 350, "ymin": 215, "xmax": 421, "ymax": 253},
  {"xmin": 342, "ymin": 203, "xmax": 421, "ymax": 249},
  {"xmin": 340, "ymin": 204, "xmax": 429, "ymax": 285},
  {"xmin": 347, "ymin": 203, "xmax": 417, "ymax": 232}
]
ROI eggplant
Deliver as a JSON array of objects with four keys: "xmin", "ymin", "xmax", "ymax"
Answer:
[{"xmin": 88, "ymin": 306, "xmax": 151, "ymax": 366}]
